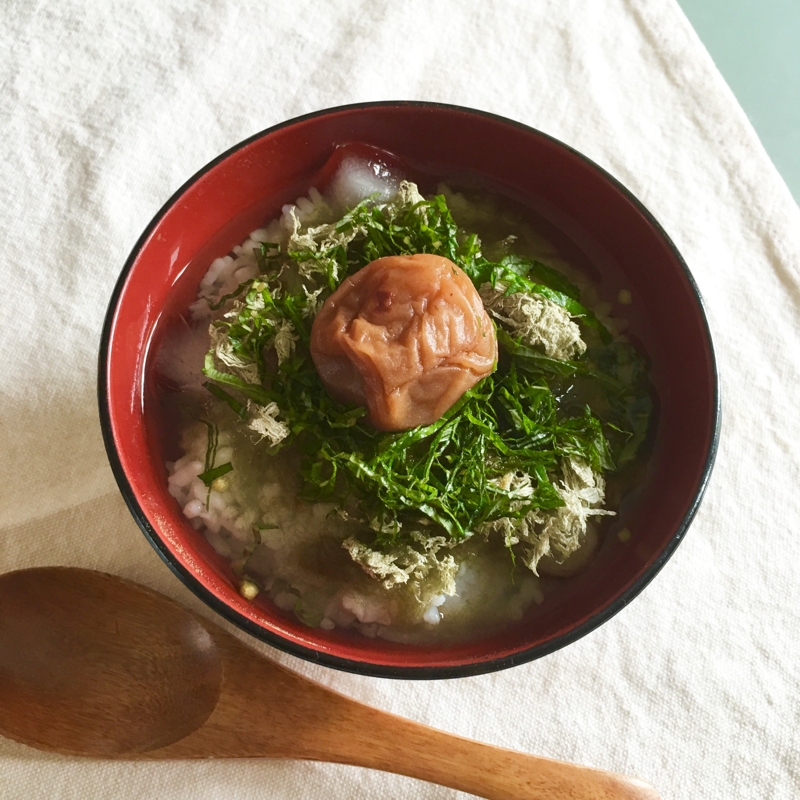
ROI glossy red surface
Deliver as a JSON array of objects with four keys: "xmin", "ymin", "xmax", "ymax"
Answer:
[{"xmin": 100, "ymin": 103, "xmax": 719, "ymax": 677}]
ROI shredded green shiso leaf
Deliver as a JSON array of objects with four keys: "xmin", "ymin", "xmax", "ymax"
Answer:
[
  {"xmin": 196, "ymin": 419, "xmax": 234, "ymax": 509},
  {"xmin": 200, "ymin": 183, "xmax": 652, "ymax": 571}
]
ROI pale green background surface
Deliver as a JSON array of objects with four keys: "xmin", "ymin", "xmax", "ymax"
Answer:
[{"xmin": 677, "ymin": 0, "xmax": 800, "ymax": 203}]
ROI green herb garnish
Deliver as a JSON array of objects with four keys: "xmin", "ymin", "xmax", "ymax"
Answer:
[
  {"xmin": 203, "ymin": 381, "xmax": 247, "ymax": 419},
  {"xmin": 198, "ymin": 420, "xmax": 234, "ymax": 508},
  {"xmin": 198, "ymin": 462, "xmax": 234, "ymax": 486},
  {"xmin": 200, "ymin": 184, "xmax": 652, "ymax": 551}
]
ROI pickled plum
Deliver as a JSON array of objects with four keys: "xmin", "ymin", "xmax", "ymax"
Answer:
[{"xmin": 310, "ymin": 253, "xmax": 497, "ymax": 430}]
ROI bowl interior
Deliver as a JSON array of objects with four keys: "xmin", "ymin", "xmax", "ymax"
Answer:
[{"xmin": 101, "ymin": 103, "xmax": 718, "ymax": 677}]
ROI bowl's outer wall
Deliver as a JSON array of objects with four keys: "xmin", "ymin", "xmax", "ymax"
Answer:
[{"xmin": 101, "ymin": 103, "xmax": 719, "ymax": 677}]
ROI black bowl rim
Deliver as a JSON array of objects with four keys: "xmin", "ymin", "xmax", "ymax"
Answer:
[{"xmin": 98, "ymin": 100, "xmax": 721, "ymax": 679}]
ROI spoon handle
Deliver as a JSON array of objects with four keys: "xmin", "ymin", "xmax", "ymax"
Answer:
[
  {"xmin": 156, "ymin": 623, "xmax": 660, "ymax": 800},
  {"xmin": 290, "ymin": 700, "xmax": 660, "ymax": 800}
]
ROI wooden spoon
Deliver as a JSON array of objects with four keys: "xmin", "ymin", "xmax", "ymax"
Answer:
[{"xmin": 0, "ymin": 567, "xmax": 659, "ymax": 799}]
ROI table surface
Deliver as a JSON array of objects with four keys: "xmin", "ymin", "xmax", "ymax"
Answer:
[
  {"xmin": 677, "ymin": 0, "xmax": 800, "ymax": 203},
  {"xmin": 2, "ymin": 2, "xmax": 800, "ymax": 798}
]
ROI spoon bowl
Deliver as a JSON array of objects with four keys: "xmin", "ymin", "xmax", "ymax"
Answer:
[
  {"xmin": 0, "ymin": 567, "xmax": 221, "ymax": 755},
  {"xmin": 0, "ymin": 567, "xmax": 660, "ymax": 799}
]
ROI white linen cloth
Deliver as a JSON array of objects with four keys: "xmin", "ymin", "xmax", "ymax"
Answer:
[{"xmin": 2, "ymin": 0, "xmax": 799, "ymax": 797}]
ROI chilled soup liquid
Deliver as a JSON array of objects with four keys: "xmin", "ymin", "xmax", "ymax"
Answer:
[{"xmin": 149, "ymin": 152, "xmax": 654, "ymax": 645}]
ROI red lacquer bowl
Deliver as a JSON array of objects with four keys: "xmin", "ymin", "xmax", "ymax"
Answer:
[{"xmin": 99, "ymin": 102, "xmax": 719, "ymax": 678}]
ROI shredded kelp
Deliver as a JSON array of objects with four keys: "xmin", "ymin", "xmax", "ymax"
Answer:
[{"xmin": 200, "ymin": 182, "xmax": 652, "ymax": 578}]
